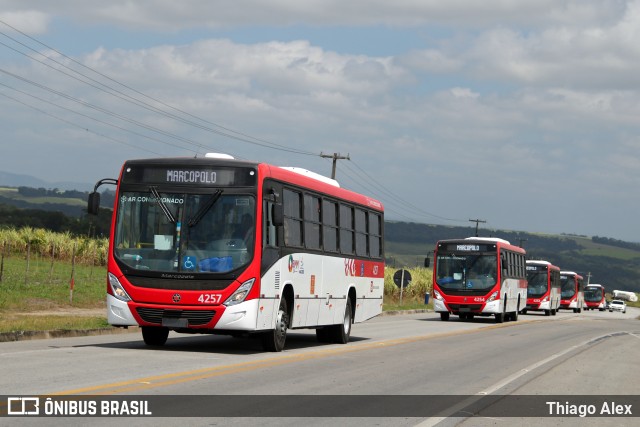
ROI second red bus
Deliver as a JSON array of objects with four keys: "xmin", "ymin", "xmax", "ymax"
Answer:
[
  {"xmin": 523, "ymin": 260, "xmax": 561, "ymax": 316},
  {"xmin": 432, "ymin": 237, "xmax": 527, "ymax": 323}
]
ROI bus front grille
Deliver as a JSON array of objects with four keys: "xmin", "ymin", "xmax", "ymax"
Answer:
[
  {"xmin": 448, "ymin": 304, "xmax": 483, "ymax": 312},
  {"xmin": 136, "ymin": 308, "xmax": 216, "ymax": 326}
]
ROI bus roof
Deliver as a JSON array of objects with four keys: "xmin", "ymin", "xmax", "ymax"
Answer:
[
  {"xmin": 464, "ymin": 237, "xmax": 511, "ymax": 245},
  {"xmin": 526, "ymin": 260, "xmax": 551, "ymax": 265},
  {"xmin": 560, "ymin": 271, "xmax": 582, "ymax": 279},
  {"xmin": 526, "ymin": 259, "xmax": 560, "ymax": 268},
  {"xmin": 260, "ymin": 163, "xmax": 383, "ymax": 211}
]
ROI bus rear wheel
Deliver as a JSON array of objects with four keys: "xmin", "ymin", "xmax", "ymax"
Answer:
[
  {"xmin": 141, "ymin": 326, "xmax": 169, "ymax": 346},
  {"xmin": 262, "ymin": 298, "xmax": 289, "ymax": 352},
  {"xmin": 331, "ymin": 298, "xmax": 353, "ymax": 344}
]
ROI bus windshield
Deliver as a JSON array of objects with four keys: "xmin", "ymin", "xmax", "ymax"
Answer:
[
  {"xmin": 114, "ymin": 189, "xmax": 255, "ymax": 274},
  {"xmin": 436, "ymin": 253, "xmax": 497, "ymax": 291},
  {"xmin": 526, "ymin": 270, "xmax": 549, "ymax": 298},
  {"xmin": 560, "ymin": 276, "xmax": 576, "ymax": 298},
  {"xmin": 584, "ymin": 287, "xmax": 603, "ymax": 302}
]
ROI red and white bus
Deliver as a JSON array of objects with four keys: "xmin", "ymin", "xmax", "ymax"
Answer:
[
  {"xmin": 559, "ymin": 271, "xmax": 585, "ymax": 313},
  {"xmin": 584, "ymin": 284, "xmax": 606, "ymax": 311},
  {"xmin": 88, "ymin": 154, "xmax": 384, "ymax": 351},
  {"xmin": 432, "ymin": 237, "xmax": 527, "ymax": 323},
  {"xmin": 523, "ymin": 260, "xmax": 561, "ymax": 316}
]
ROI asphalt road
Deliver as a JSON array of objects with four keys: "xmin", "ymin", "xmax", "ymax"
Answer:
[{"xmin": 1, "ymin": 307, "xmax": 638, "ymax": 426}]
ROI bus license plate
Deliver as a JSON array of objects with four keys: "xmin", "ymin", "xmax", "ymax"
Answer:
[{"xmin": 162, "ymin": 317, "xmax": 188, "ymax": 328}]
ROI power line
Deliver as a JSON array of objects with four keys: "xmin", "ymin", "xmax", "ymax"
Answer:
[
  {"xmin": 0, "ymin": 19, "xmax": 473, "ymax": 227},
  {"xmin": 0, "ymin": 90, "xmax": 163, "ymax": 156},
  {"xmin": 346, "ymin": 160, "xmax": 466, "ymax": 223},
  {"xmin": 0, "ymin": 20, "xmax": 318, "ymax": 156}
]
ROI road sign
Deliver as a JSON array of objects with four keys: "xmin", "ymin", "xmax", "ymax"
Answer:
[{"xmin": 393, "ymin": 269, "xmax": 412, "ymax": 288}]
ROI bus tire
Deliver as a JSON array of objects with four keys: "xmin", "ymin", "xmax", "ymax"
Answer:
[
  {"xmin": 440, "ymin": 312, "xmax": 450, "ymax": 321},
  {"xmin": 511, "ymin": 308, "xmax": 518, "ymax": 322},
  {"xmin": 315, "ymin": 327, "xmax": 332, "ymax": 343},
  {"xmin": 262, "ymin": 298, "xmax": 289, "ymax": 352},
  {"xmin": 545, "ymin": 310, "xmax": 551, "ymax": 316},
  {"xmin": 141, "ymin": 326, "xmax": 169, "ymax": 346},
  {"xmin": 521, "ymin": 309, "xmax": 528, "ymax": 315},
  {"xmin": 328, "ymin": 298, "xmax": 353, "ymax": 344},
  {"xmin": 495, "ymin": 299, "xmax": 506, "ymax": 323}
]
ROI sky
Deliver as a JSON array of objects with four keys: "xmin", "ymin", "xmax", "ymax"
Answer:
[{"xmin": 1, "ymin": 1, "xmax": 639, "ymax": 242}]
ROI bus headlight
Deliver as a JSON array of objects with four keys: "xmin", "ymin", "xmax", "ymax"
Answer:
[
  {"xmin": 108, "ymin": 272, "xmax": 131, "ymax": 302},
  {"xmin": 487, "ymin": 291, "xmax": 499, "ymax": 302},
  {"xmin": 224, "ymin": 278, "xmax": 255, "ymax": 307},
  {"xmin": 433, "ymin": 290, "xmax": 443, "ymax": 301},
  {"xmin": 541, "ymin": 296, "xmax": 549, "ymax": 303}
]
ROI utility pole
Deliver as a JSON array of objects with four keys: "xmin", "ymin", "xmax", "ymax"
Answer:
[
  {"xmin": 320, "ymin": 152, "xmax": 350, "ymax": 179},
  {"xmin": 469, "ymin": 218, "xmax": 486, "ymax": 237}
]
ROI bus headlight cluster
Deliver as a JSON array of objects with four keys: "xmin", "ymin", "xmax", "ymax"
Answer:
[
  {"xmin": 224, "ymin": 278, "xmax": 255, "ymax": 307},
  {"xmin": 433, "ymin": 290, "xmax": 443, "ymax": 301},
  {"xmin": 487, "ymin": 291, "xmax": 499, "ymax": 302},
  {"xmin": 108, "ymin": 272, "xmax": 131, "ymax": 302}
]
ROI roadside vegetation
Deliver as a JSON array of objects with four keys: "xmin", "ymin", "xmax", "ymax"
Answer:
[
  {"xmin": 3, "ymin": 227, "xmax": 637, "ymax": 334},
  {"xmin": 0, "ymin": 227, "xmax": 432, "ymax": 333}
]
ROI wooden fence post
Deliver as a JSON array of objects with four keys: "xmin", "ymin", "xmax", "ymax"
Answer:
[
  {"xmin": 69, "ymin": 241, "xmax": 77, "ymax": 304},
  {"xmin": 25, "ymin": 241, "xmax": 31, "ymax": 285},
  {"xmin": 49, "ymin": 243, "xmax": 56, "ymax": 283},
  {"xmin": 0, "ymin": 241, "xmax": 5, "ymax": 283}
]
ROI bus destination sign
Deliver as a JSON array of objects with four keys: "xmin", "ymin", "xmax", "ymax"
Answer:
[
  {"xmin": 121, "ymin": 165, "xmax": 257, "ymax": 187},
  {"xmin": 441, "ymin": 243, "xmax": 494, "ymax": 253}
]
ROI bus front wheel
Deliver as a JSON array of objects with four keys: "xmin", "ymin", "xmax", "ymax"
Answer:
[
  {"xmin": 262, "ymin": 298, "xmax": 289, "ymax": 352},
  {"xmin": 440, "ymin": 312, "xmax": 450, "ymax": 321},
  {"xmin": 141, "ymin": 326, "xmax": 169, "ymax": 346}
]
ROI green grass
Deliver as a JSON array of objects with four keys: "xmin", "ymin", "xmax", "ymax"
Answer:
[
  {"xmin": 0, "ymin": 255, "xmax": 106, "ymax": 311},
  {"xmin": 0, "ymin": 315, "xmax": 109, "ymax": 333}
]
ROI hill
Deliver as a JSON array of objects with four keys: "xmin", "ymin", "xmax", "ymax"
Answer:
[
  {"xmin": 0, "ymin": 170, "xmax": 91, "ymax": 191},
  {"xmin": 0, "ymin": 184, "xmax": 638, "ymax": 293},
  {"xmin": 384, "ymin": 222, "xmax": 640, "ymax": 294}
]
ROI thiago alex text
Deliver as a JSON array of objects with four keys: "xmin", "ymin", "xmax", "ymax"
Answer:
[
  {"xmin": 546, "ymin": 401, "xmax": 632, "ymax": 417},
  {"xmin": 7, "ymin": 397, "xmax": 152, "ymax": 416}
]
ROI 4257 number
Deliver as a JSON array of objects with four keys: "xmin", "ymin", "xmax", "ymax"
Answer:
[{"xmin": 198, "ymin": 293, "xmax": 222, "ymax": 304}]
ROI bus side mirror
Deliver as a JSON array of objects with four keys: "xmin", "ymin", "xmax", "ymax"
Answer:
[
  {"xmin": 87, "ymin": 192, "xmax": 100, "ymax": 215},
  {"xmin": 424, "ymin": 258, "xmax": 430, "ymax": 268},
  {"xmin": 272, "ymin": 204, "xmax": 284, "ymax": 227}
]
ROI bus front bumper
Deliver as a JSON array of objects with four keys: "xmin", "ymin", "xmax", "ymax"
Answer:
[{"xmin": 107, "ymin": 295, "xmax": 265, "ymax": 331}]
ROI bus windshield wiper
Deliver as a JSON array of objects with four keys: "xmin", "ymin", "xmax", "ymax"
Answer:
[
  {"xmin": 187, "ymin": 189, "xmax": 223, "ymax": 227},
  {"xmin": 150, "ymin": 186, "xmax": 176, "ymax": 224}
]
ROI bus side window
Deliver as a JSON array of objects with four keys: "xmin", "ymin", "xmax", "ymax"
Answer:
[{"xmin": 264, "ymin": 201, "xmax": 278, "ymax": 247}]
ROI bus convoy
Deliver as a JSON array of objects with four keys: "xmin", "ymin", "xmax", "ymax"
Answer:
[{"xmin": 88, "ymin": 154, "xmax": 627, "ymax": 350}]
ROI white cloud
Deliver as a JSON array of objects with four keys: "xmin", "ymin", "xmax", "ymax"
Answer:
[{"xmin": 0, "ymin": 10, "xmax": 49, "ymax": 34}]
